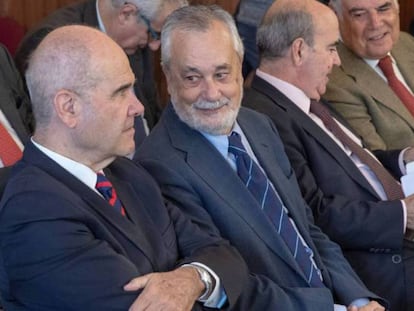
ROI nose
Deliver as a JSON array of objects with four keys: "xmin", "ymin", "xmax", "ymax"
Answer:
[
  {"xmin": 129, "ymin": 93, "xmax": 145, "ymax": 117},
  {"xmin": 333, "ymin": 51, "xmax": 341, "ymax": 66},
  {"xmin": 368, "ymin": 11, "xmax": 382, "ymax": 28},
  {"xmin": 148, "ymin": 40, "xmax": 161, "ymax": 51},
  {"xmin": 202, "ymin": 78, "xmax": 221, "ymax": 101}
]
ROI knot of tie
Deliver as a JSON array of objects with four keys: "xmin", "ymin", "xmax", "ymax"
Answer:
[
  {"xmin": 378, "ymin": 55, "xmax": 394, "ymax": 78},
  {"xmin": 228, "ymin": 132, "xmax": 246, "ymax": 157}
]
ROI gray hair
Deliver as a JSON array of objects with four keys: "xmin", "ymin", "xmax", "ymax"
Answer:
[
  {"xmin": 330, "ymin": 0, "xmax": 399, "ymax": 17},
  {"xmin": 25, "ymin": 28, "xmax": 101, "ymax": 127},
  {"xmin": 161, "ymin": 5, "xmax": 244, "ymax": 69},
  {"xmin": 257, "ymin": 7, "xmax": 314, "ymax": 60},
  {"xmin": 111, "ymin": 0, "xmax": 162, "ymax": 20}
]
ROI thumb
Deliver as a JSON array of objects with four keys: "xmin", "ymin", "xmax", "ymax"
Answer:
[{"xmin": 123, "ymin": 273, "xmax": 152, "ymax": 291}]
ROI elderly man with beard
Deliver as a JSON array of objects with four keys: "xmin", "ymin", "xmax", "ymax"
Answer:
[{"xmin": 136, "ymin": 4, "xmax": 386, "ymax": 311}]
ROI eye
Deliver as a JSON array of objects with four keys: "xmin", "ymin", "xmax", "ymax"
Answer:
[
  {"xmin": 215, "ymin": 71, "xmax": 230, "ymax": 80},
  {"xmin": 377, "ymin": 3, "xmax": 392, "ymax": 13},
  {"xmin": 350, "ymin": 10, "xmax": 367, "ymax": 19},
  {"xmin": 329, "ymin": 46, "xmax": 338, "ymax": 53},
  {"xmin": 182, "ymin": 74, "xmax": 202, "ymax": 87}
]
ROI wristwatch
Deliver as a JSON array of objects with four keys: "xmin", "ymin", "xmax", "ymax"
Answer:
[{"xmin": 189, "ymin": 265, "xmax": 214, "ymax": 302}]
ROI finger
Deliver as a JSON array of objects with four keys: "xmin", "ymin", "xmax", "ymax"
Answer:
[{"xmin": 124, "ymin": 274, "xmax": 152, "ymax": 291}]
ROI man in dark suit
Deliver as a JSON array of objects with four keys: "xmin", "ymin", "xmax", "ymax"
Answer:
[
  {"xmin": 242, "ymin": 0, "xmax": 414, "ymax": 310},
  {"xmin": 136, "ymin": 5, "xmax": 386, "ymax": 310},
  {"xmin": 0, "ymin": 44, "xmax": 31, "ymax": 157},
  {"xmin": 325, "ymin": 0, "xmax": 414, "ymax": 151},
  {"xmin": 15, "ymin": 0, "xmax": 188, "ymax": 148},
  {"xmin": 0, "ymin": 44, "xmax": 31, "ymax": 197},
  {"xmin": 0, "ymin": 24, "xmax": 249, "ymax": 310}
]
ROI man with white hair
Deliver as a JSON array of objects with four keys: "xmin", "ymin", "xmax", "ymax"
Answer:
[
  {"xmin": 325, "ymin": 0, "xmax": 414, "ymax": 151},
  {"xmin": 15, "ymin": 0, "xmax": 188, "ymax": 148}
]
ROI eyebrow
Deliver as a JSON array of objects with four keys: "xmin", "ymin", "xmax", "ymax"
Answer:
[
  {"xmin": 110, "ymin": 81, "xmax": 135, "ymax": 98},
  {"xmin": 348, "ymin": 1, "xmax": 392, "ymax": 14}
]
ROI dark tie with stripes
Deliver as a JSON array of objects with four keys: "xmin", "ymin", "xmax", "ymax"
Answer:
[
  {"xmin": 228, "ymin": 132, "xmax": 324, "ymax": 287},
  {"xmin": 95, "ymin": 173, "xmax": 126, "ymax": 216}
]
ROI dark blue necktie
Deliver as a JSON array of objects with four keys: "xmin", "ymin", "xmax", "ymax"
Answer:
[
  {"xmin": 228, "ymin": 132, "xmax": 324, "ymax": 287},
  {"xmin": 96, "ymin": 173, "xmax": 126, "ymax": 216}
]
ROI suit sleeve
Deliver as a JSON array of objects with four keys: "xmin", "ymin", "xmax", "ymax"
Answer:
[{"xmin": 0, "ymin": 190, "xmax": 143, "ymax": 310}]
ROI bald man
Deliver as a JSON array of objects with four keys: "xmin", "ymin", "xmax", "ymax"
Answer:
[{"xmin": 0, "ymin": 25, "xmax": 247, "ymax": 311}]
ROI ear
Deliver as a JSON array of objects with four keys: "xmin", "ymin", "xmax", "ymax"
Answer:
[
  {"xmin": 162, "ymin": 66, "xmax": 174, "ymax": 96},
  {"xmin": 53, "ymin": 89, "xmax": 80, "ymax": 128},
  {"xmin": 118, "ymin": 2, "xmax": 138, "ymax": 25},
  {"xmin": 291, "ymin": 37, "xmax": 308, "ymax": 66}
]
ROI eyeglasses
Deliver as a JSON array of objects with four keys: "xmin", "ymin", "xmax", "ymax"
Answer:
[{"xmin": 139, "ymin": 14, "xmax": 161, "ymax": 41}]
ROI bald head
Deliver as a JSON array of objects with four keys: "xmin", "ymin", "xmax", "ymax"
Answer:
[{"xmin": 26, "ymin": 25, "xmax": 127, "ymax": 127}]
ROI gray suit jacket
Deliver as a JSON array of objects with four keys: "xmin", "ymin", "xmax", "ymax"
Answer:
[
  {"xmin": 135, "ymin": 104, "xmax": 384, "ymax": 310},
  {"xmin": 325, "ymin": 32, "xmax": 414, "ymax": 151}
]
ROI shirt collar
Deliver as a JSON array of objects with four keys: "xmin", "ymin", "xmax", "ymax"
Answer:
[
  {"xmin": 256, "ymin": 69, "xmax": 311, "ymax": 114},
  {"xmin": 200, "ymin": 123, "xmax": 245, "ymax": 159},
  {"xmin": 31, "ymin": 138, "xmax": 98, "ymax": 190}
]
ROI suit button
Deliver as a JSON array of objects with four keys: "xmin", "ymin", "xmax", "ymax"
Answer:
[{"xmin": 392, "ymin": 254, "xmax": 402, "ymax": 264}]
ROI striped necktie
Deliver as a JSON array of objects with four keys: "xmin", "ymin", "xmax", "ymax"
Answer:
[
  {"xmin": 228, "ymin": 132, "xmax": 324, "ymax": 287},
  {"xmin": 95, "ymin": 173, "xmax": 126, "ymax": 216}
]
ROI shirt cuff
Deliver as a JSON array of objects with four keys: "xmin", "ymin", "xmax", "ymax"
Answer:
[
  {"xmin": 350, "ymin": 298, "xmax": 370, "ymax": 308},
  {"xmin": 399, "ymin": 148, "xmax": 411, "ymax": 175}
]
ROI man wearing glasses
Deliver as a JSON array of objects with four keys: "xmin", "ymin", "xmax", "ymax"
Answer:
[{"xmin": 15, "ymin": 0, "xmax": 188, "ymax": 148}]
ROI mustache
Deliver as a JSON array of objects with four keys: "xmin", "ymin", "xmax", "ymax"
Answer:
[{"xmin": 192, "ymin": 98, "xmax": 230, "ymax": 110}]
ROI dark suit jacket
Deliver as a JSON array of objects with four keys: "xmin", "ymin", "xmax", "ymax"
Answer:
[
  {"xmin": 0, "ymin": 44, "xmax": 31, "ymax": 143},
  {"xmin": 325, "ymin": 32, "xmax": 414, "ymax": 151},
  {"xmin": 243, "ymin": 74, "xmax": 406, "ymax": 310},
  {"xmin": 135, "ymin": 104, "xmax": 384, "ymax": 310},
  {"xmin": 0, "ymin": 142, "xmax": 247, "ymax": 310},
  {"xmin": 0, "ymin": 44, "xmax": 31, "ymax": 197},
  {"xmin": 15, "ymin": 0, "xmax": 161, "ymax": 138}
]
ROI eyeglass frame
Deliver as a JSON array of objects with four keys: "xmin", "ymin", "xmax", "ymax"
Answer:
[{"xmin": 139, "ymin": 14, "xmax": 161, "ymax": 41}]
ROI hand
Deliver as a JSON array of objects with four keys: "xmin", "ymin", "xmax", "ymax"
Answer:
[
  {"xmin": 124, "ymin": 266, "xmax": 204, "ymax": 311},
  {"xmin": 347, "ymin": 301, "xmax": 385, "ymax": 311},
  {"xmin": 403, "ymin": 193, "xmax": 414, "ymax": 230}
]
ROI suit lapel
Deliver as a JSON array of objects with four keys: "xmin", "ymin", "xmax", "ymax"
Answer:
[
  {"xmin": 251, "ymin": 76, "xmax": 380, "ymax": 198},
  {"xmin": 338, "ymin": 42, "xmax": 414, "ymax": 129},
  {"xmin": 164, "ymin": 105, "xmax": 303, "ymax": 275},
  {"xmin": 392, "ymin": 33, "xmax": 414, "ymax": 95},
  {"xmin": 24, "ymin": 142, "xmax": 158, "ymax": 270}
]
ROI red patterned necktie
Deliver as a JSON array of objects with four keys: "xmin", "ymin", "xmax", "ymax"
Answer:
[
  {"xmin": 0, "ymin": 122, "xmax": 22, "ymax": 166},
  {"xmin": 310, "ymin": 100, "xmax": 404, "ymax": 200},
  {"xmin": 95, "ymin": 172, "xmax": 126, "ymax": 216},
  {"xmin": 378, "ymin": 55, "xmax": 414, "ymax": 117}
]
